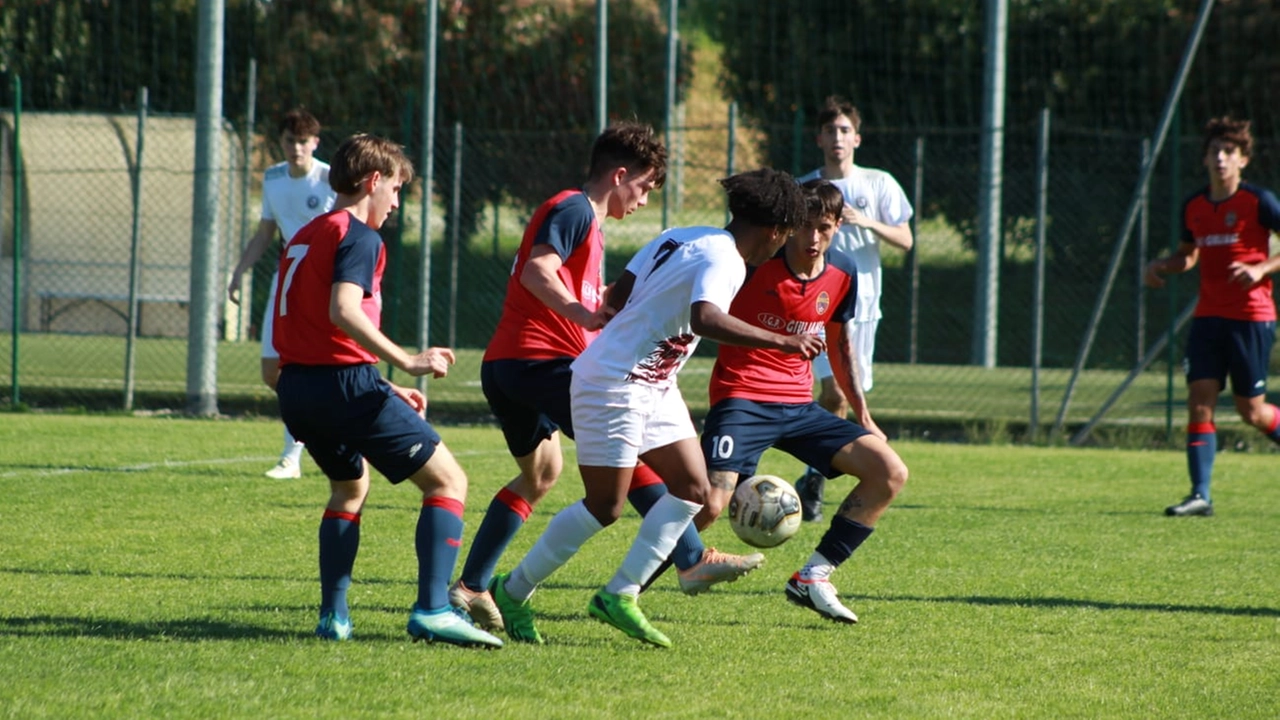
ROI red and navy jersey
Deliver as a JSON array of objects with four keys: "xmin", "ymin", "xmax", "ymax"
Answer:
[
  {"xmin": 709, "ymin": 250, "xmax": 858, "ymax": 405},
  {"xmin": 484, "ymin": 189, "xmax": 603, "ymax": 361},
  {"xmin": 273, "ymin": 209, "xmax": 385, "ymax": 366},
  {"xmin": 1182, "ymin": 182, "xmax": 1280, "ymax": 321}
]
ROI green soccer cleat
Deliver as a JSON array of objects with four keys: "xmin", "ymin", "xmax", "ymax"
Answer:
[
  {"xmin": 314, "ymin": 611, "xmax": 353, "ymax": 641},
  {"xmin": 588, "ymin": 589, "xmax": 671, "ymax": 648},
  {"xmin": 406, "ymin": 605, "xmax": 503, "ymax": 649},
  {"xmin": 489, "ymin": 572, "xmax": 544, "ymax": 644}
]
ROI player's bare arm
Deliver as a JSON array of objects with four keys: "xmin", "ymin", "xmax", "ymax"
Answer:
[
  {"xmin": 228, "ymin": 219, "xmax": 281, "ymax": 304},
  {"xmin": 329, "ymin": 282, "xmax": 453, "ymax": 377},
  {"xmin": 844, "ymin": 206, "xmax": 913, "ymax": 252},
  {"xmin": 690, "ymin": 301, "xmax": 825, "ymax": 358},
  {"xmin": 1144, "ymin": 242, "xmax": 1199, "ymax": 288},
  {"xmin": 605, "ymin": 271, "xmax": 636, "ymax": 313},
  {"xmin": 827, "ymin": 319, "xmax": 885, "ymax": 440},
  {"xmin": 521, "ymin": 244, "xmax": 613, "ymax": 330}
]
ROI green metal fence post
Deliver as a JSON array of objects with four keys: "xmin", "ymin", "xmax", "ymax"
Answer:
[{"xmin": 9, "ymin": 75, "xmax": 21, "ymax": 407}]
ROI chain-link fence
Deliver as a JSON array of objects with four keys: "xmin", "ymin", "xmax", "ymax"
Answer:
[{"xmin": 2, "ymin": 0, "xmax": 1278, "ymax": 449}]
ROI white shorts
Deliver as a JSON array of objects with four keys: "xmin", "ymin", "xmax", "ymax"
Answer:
[
  {"xmin": 813, "ymin": 318, "xmax": 878, "ymax": 392},
  {"xmin": 570, "ymin": 375, "xmax": 696, "ymax": 468},
  {"xmin": 260, "ymin": 270, "xmax": 281, "ymax": 360}
]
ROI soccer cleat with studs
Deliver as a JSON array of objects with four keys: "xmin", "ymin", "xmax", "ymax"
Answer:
[
  {"xmin": 406, "ymin": 605, "xmax": 503, "ymax": 648},
  {"xmin": 794, "ymin": 469, "xmax": 825, "ymax": 522},
  {"xmin": 314, "ymin": 611, "xmax": 353, "ymax": 641},
  {"xmin": 785, "ymin": 573, "xmax": 858, "ymax": 624},
  {"xmin": 588, "ymin": 589, "xmax": 671, "ymax": 648},
  {"xmin": 1165, "ymin": 493, "xmax": 1214, "ymax": 517},
  {"xmin": 265, "ymin": 457, "xmax": 301, "ymax": 479},
  {"xmin": 489, "ymin": 572, "xmax": 544, "ymax": 644},
  {"xmin": 677, "ymin": 547, "xmax": 766, "ymax": 596},
  {"xmin": 448, "ymin": 580, "xmax": 505, "ymax": 631}
]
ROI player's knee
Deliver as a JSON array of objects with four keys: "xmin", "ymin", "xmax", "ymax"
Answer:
[
  {"xmin": 583, "ymin": 495, "xmax": 624, "ymax": 527},
  {"xmin": 884, "ymin": 459, "xmax": 909, "ymax": 499}
]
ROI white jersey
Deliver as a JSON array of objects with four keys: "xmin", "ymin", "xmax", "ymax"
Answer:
[
  {"xmin": 261, "ymin": 160, "xmax": 336, "ymax": 241},
  {"xmin": 572, "ymin": 227, "xmax": 746, "ymax": 389},
  {"xmin": 799, "ymin": 166, "xmax": 912, "ymax": 322}
]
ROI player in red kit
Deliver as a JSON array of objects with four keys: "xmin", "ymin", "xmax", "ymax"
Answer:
[
  {"xmin": 273, "ymin": 134, "xmax": 501, "ymax": 648},
  {"xmin": 1144, "ymin": 117, "xmax": 1280, "ymax": 517},
  {"xmin": 698, "ymin": 179, "xmax": 909, "ymax": 623}
]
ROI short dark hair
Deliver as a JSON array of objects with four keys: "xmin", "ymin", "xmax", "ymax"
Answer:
[
  {"xmin": 279, "ymin": 107, "xmax": 321, "ymax": 138},
  {"xmin": 800, "ymin": 178, "xmax": 844, "ymax": 223},
  {"xmin": 720, "ymin": 168, "xmax": 806, "ymax": 229},
  {"xmin": 1202, "ymin": 116, "xmax": 1253, "ymax": 157},
  {"xmin": 816, "ymin": 95, "xmax": 861, "ymax": 132},
  {"xmin": 587, "ymin": 121, "xmax": 667, "ymax": 188},
  {"xmin": 328, "ymin": 134, "xmax": 415, "ymax": 195}
]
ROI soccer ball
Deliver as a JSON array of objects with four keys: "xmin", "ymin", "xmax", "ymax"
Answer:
[{"xmin": 728, "ymin": 474, "xmax": 803, "ymax": 548}]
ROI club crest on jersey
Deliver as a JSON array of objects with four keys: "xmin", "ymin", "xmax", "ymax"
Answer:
[
  {"xmin": 855, "ymin": 196, "xmax": 869, "ymax": 209},
  {"xmin": 815, "ymin": 291, "xmax": 830, "ymax": 315},
  {"xmin": 1225, "ymin": 211, "xmax": 1237, "ymax": 227},
  {"xmin": 307, "ymin": 195, "xmax": 321, "ymax": 209}
]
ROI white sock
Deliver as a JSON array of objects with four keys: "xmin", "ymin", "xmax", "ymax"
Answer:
[
  {"xmin": 605, "ymin": 494, "xmax": 701, "ymax": 597},
  {"xmin": 506, "ymin": 500, "xmax": 604, "ymax": 602},
  {"xmin": 800, "ymin": 552, "xmax": 834, "ymax": 581},
  {"xmin": 281, "ymin": 427, "xmax": 304, "ymax": 463}
]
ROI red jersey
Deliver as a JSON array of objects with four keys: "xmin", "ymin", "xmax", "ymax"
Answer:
[
  {"xmin": 484, "ymin": 190, "xmax": 604, "ymax": 361},
  {"xmin": 273, "ymin": 209, "xmax": 385, "ymax": 366},
  {"xmin": 709, "ymin": 250, "xmax": 859, "ymax": 405},
  {"xmin": 1183, "ymin": 182, "xmax": 1280, "ymax": 321}
]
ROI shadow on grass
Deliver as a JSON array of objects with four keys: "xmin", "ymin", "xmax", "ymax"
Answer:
[{"xmin": 0, "ymin": 614, "xmax": 302, "ymax": 641}]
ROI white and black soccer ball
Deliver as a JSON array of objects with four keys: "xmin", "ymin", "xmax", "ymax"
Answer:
[{"xmin": 728, "ymin": 474, "xmax": 803, "ymax": 548}]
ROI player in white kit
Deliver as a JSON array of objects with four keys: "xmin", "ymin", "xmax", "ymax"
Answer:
[
  {"xmin": 794, "ymin": 96, "xmax": 914, "ymax": 521},
  {"xmin": 489, "ymin": 168, "xmax": 824, "ymax": 647},
  {"xmin": 227, "ymin": 108, "xmax": 337, "ymax": 479}
]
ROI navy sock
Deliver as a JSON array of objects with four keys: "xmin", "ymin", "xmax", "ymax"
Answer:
[
  {"xmin": 416, "ymin": 497, "xmax": 465, "ymax": 612},
  {"xmin": 318, "ymin": 510, "xmax": 361, "ymax": 620},
  {"xmin": 814, "ymin": 515, "xmax": 875, "ymax": 568},
  {"xmin": 459, "ymin": 488, "xmax": 531, "ymax": 592},
  {"xmin": 1186, "ymin": 422, "xmax": 1215, "ymax": 501}
]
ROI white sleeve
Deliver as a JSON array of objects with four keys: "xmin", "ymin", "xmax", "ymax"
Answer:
[
  {"xmin": 688, "ymin": 241, "xmax": 745, "ymax": 313},
  {"xmin": 878, "ymin": 174, "xmax": 913, "ymax": 226}
]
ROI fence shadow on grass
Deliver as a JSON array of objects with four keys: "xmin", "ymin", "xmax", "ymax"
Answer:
[
  {"xmin": 856, "ymin": 592, "xmax": 1280, "ymax": 618},
  {"xmin": 0, "ymin": 614, "xmax": 301, "ymax": 641}
]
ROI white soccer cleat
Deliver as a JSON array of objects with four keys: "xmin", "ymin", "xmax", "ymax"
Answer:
[
  {"xmin": 265, "ymin": 457, "xmax": 301, "ymax": 479},
  {"xmin": 677, "ymin": 547, "xmax": 766, "ymax": 596},
  {"xmin": 785, "ymin": 573, "xmax": 858, "ymax": 624},
  {"xmin": 448, "ymin": 580, "xmax": 505, "ymax": 631}
]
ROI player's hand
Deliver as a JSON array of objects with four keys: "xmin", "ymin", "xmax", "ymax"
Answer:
[
  {"xmin": 1227, "ymin": 261, "xmax": 1265, "ymax": 288},
  {"xmin": 780, "ymin": 334, "xmax": 826, "ymax": 359},
  {"xmin": 227, "ymin": 270, "xmax": 244, "ymax": 304},
  {"xmin": 859, "ymin": 413, "xmax": 887, "ymax": 442},
  {"xmin": 582, "ymin": 304, "xmax": 618, "ymax": 331},
  {"xmin": 842, "ymin": 204, "xmax": 871, "ymax": 228},
  {"xmin": 391, "ymin": 383, "xmax": 427, "ymax": 417},
  {"xmin": 403, "ymin": 347, "xmax": 456, "ymax": 378},
  {"xmin": 1142, "ymin": 259, "xmax": 1166, "ymax": 289}
]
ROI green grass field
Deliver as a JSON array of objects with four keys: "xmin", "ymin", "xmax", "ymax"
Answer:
[{"xmin": 2, "ymin": 414, "xmax": 1277, "ymax": 719}]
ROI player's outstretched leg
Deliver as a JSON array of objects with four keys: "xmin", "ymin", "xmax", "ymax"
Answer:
[
  {"xmin": 587, "ymin": 589, "xmax": 671, "ymax": 648},
  {"xmin": 407, "ymin": 605, "xmax": 503, "ymax": 648},
  {"xmin": 677, "ymin": 547, "xmax": 765, "ymax": 596}
]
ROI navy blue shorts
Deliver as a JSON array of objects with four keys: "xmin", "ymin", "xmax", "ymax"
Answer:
[
  {"xmin": 701, "ymin": 397, "xmax": 871, "ymax": 479},
  {"xmin": 1184, "ymin": 317, "xmax": 1276, "ymax": 398},
  {"xmin": 481, "ymin": 357, "xmax": 575, "ymax": 457},
  {"xmin": 276, "ymin": 363, "xmax": 440, "ymax": 484}
]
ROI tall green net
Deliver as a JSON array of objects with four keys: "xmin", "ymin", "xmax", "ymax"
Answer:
[{"xmin": 1, "ymin": 0, "xmax": 1277, "ymax": 446}]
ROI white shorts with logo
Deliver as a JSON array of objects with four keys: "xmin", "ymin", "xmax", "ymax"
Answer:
[
  {"xmin": 260, "ymin": 270, "xmax": 281, "ymax": 360},
  {"xmin": 570, "ymin": 375, "xmax": 696, "ymax": 468},
  {"xmin": 812, "ymin": 318, "xmax": 878, "ymax": 392}
]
